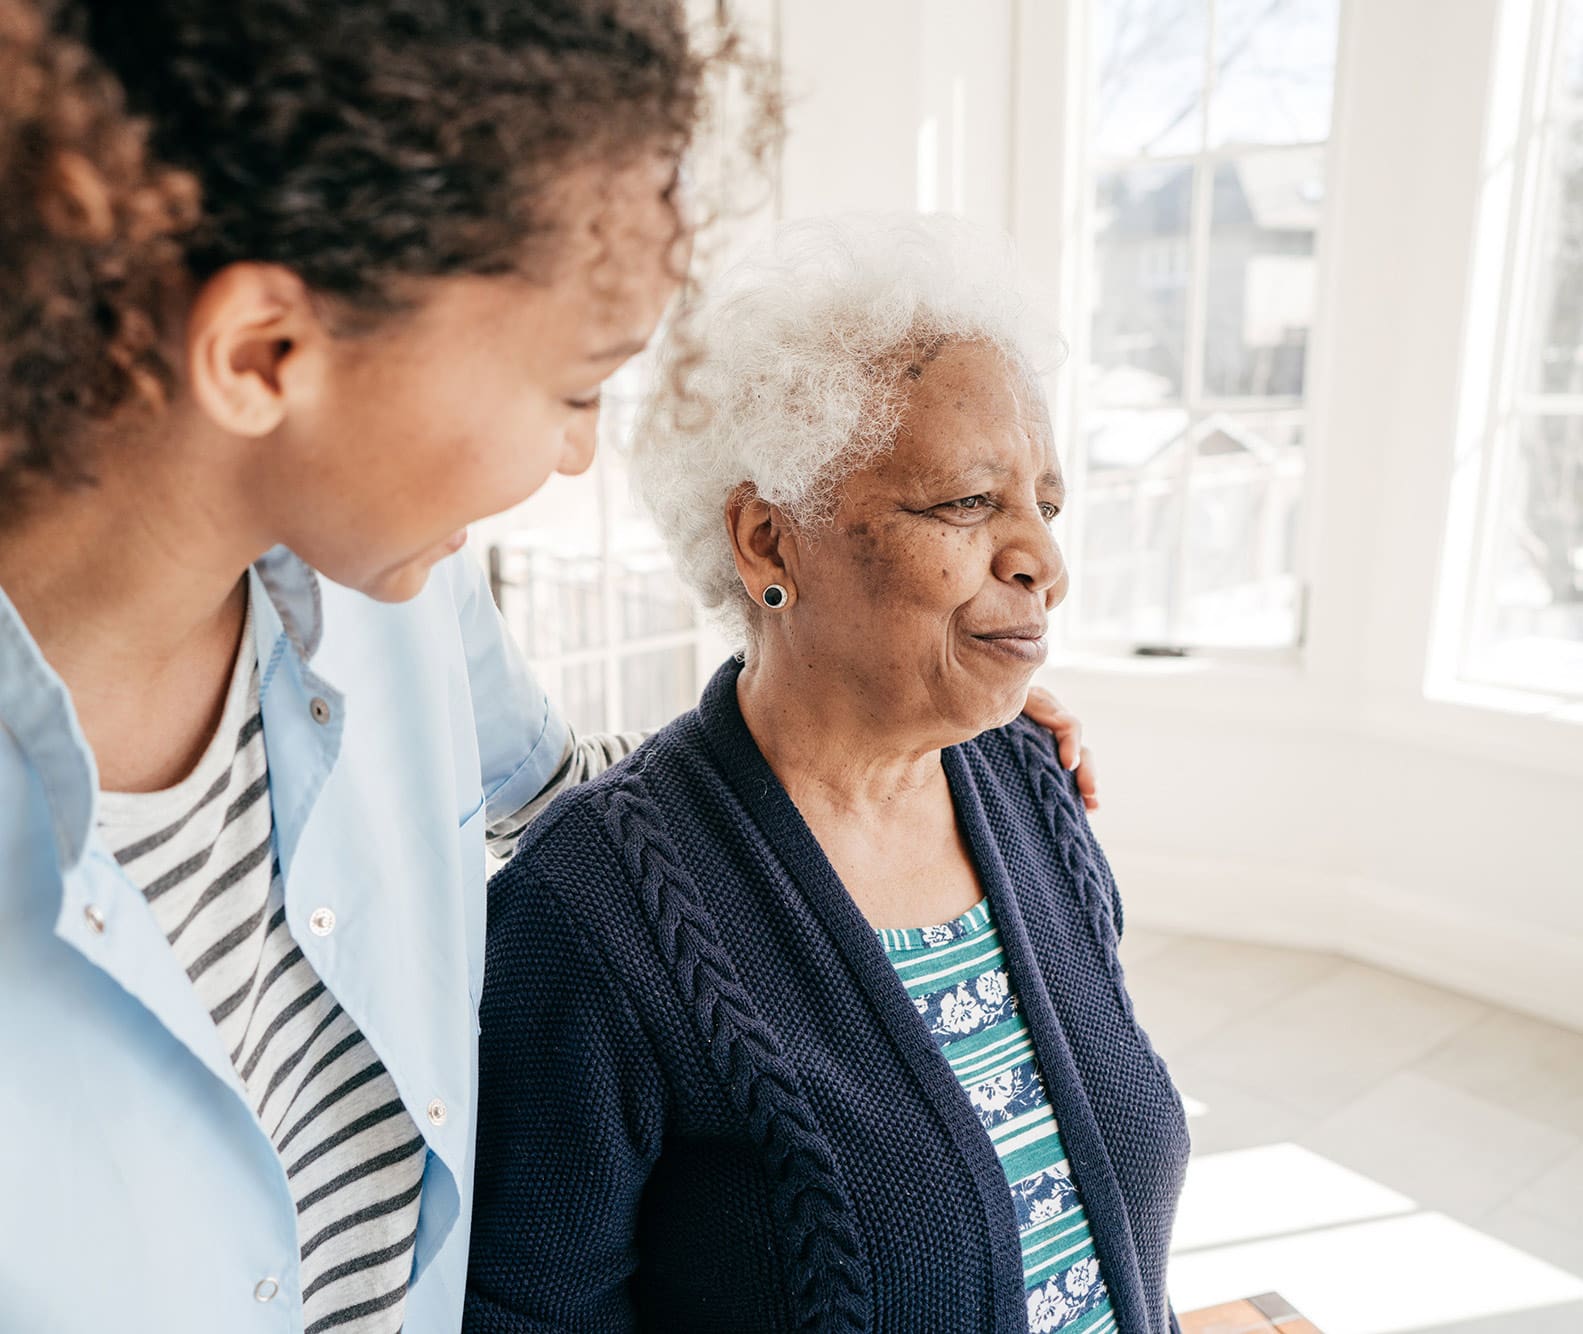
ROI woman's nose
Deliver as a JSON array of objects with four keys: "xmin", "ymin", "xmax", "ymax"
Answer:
[
  {"xmin": 995, "ymin": 511, "xmax": 1067, "ymax": 605},
  {"xmin": 557, "ymin": 410, "xmax": 600, "ymax": 478},
  {"xmin": 1045, "ymin": 548, "xmax": 1070, "ymax": 609}
]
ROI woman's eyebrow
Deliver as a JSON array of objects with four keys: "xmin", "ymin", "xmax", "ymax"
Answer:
[
  {"xmin": 922, "ymin": 461, "xmax": 1010, "ymax": 489},
  {"xmin": 920, "ymin": 462, "xmax": 1064, "ymax": 495}
]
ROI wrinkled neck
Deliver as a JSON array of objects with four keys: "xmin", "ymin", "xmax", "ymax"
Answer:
[{"xmin": 733, "ymin": 646, "xmax": 950, "ymax": 818}]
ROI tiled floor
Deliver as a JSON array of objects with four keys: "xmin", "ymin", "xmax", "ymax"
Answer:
[{"xmin": 1118, "ymin": 927, "xmax": 1583, "ymax": 1334}]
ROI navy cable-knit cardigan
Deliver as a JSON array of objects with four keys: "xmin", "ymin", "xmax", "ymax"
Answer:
[{"xmin": 465, "ymin": 660, "xmax": 1189, "ymax": 1334}]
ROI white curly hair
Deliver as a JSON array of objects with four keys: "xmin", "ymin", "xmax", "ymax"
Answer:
[{"xmin": 628, "ymin": 211, "xmax": 1063, "ymax": 643}]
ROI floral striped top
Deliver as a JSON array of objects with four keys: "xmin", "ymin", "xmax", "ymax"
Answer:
[{"xmin": 878, "ymin": 899, "xmax": 1118, "ymax": 1334}]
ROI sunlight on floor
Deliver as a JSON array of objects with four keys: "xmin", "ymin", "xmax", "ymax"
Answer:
[{"xmin": 1168, "ymin": 1136, "xmax": 1583, "ymax": 1333}]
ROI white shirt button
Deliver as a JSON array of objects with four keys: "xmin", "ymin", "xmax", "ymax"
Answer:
[
  {"xmin": 308, "ymin": 907, "xmax": 336, "ymax": 936},
  {"xmin": 83, "ymin": 905, "xmax": 105, "ymax": 935},
  {"xmin": 309, "ymin": 696, "xmax": 332, "ymax": 725},
  {"xmin": 254, "ymin": 1277, "xmax": 279, "ymax": 1302},
  {"xmin": 427, "ymin": 1098, "xmax": 447, "ymax": 1126}
]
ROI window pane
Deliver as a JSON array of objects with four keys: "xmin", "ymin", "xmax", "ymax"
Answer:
[
  {"xmin": 1561, "ymin": 0, "xmax": 1583, "ymax": 101},
  {"xmin": 1079, "ymin": 0, "xmax": 1328, "ymax": 654},
  {"xmin": 1084, "ymin": 405, "xmax": 1193, "ymax": 470},
  {"xmin": 617, "ymin": 546, "xmax": 695, "ymax": 640},
  {"xmin": 603, "ymin": 449, "xmax": 696, "ymax": 640},
  {"xmin": 1073, "ymin": 409, "xmax": 1190, "ymax": 642},
  {"xmin": 1179, "ymin": 413, "xmax": 1305, "ymax": 645},
  {"xmin": 493, "ymin": 525, "xmax": 605, "ymax": 658},
  {"xmin": 1090, "ymin": 0, "xmax": 1207, "ymax": 158},
  {"xmin": 1471, "ymin": 415, "xmax": 1583, "ymax": 692},
  {"xmin": 1530, "ymin": 122, "xmax": 1583, "ymax": 396},
  {"xmin": 1209, "ymin": 0, "xmax": 1340, "ymax": 148},
  {"xmin": 559, "ymin": 660, "xmax": 609, "ymax": 738},
  {"xmin": 1204, "ymin": 149, "xmax": 1323, "ymax": 398},
  {"xmin": 619, "ymin": 645, "xmax": 698, "ymax": 732},
  {"xmin": 1091, "ymin": 165, "xmax": 1194, "ymax": 403}
]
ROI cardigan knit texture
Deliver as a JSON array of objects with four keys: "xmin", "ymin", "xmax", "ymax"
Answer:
[{"xmin": 465, "ymin": 660, "xmax": 1190, "ymax": 1334}]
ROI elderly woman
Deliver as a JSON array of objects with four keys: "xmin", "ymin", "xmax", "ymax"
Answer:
[{"xmin": 464, "ymin": 216, "xmax": 1189, "ymax": 1334}]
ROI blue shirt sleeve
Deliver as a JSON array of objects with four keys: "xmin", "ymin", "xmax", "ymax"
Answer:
[{"xmin": 442, "ymin": 550, "xmax": 571, "ymax": 826}]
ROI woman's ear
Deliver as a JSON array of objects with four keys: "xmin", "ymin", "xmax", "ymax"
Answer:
[
  {"xmin": 184, "ymin": 263, "xmax": 325, "ymax": 439},
  {"xmin": 725, "ymin": 483, "xmax": 796, "ymax": 605}
]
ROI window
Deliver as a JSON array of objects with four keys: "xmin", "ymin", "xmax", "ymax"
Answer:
[
  {"xmin": 1071, "ymin": 0, "xmax": 1341, "ymax": 651},
  {"xmin": 479, "ymin": 362, "xmax": 723, "ymax": 736},
  {"xmin": 1454, "ymin": 0, "xmax": 1583, "ymax": 698}
]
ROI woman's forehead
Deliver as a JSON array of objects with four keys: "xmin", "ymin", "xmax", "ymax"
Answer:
[
  {"xmin": 881, "ymin": 443, "xmax": 1065, "ymax": 500},
  {"xmin": 886, "ymin": 342, "xmax": 1059, "ymax": 484}
]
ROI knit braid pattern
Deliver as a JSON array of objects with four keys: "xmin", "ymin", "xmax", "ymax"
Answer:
[
  {"xmin": 1010, "ymin": 723, "xmax": 1184, "ymax": 1330},
  {"xmin": 1012, "ymin": 728, "xmax": 1144, "ymax": 1038},
  {"xmin": 597, "ymin": 776, "xmax": 872, "ymax": 1333}
]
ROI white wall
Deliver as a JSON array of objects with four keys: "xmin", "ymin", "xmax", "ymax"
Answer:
[
  {"xmin": 779, "ymin": 0, "xmax": 1015, "ymax": 226},
  {"xmin": 774, "ymin": 0, "xmax": 1583, "ymax": 1030}
]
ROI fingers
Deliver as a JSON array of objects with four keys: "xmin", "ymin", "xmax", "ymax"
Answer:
[
  {"xmin": 1074, "ymin": 745, "xmax": 1099, "ymax": 812},
  {"xmin": 1021, "ymin": 685, "xmax": 1064, "ymax": 728},
  {"xmin": 1022, "ymin": 686, "xmax": 1083, "ymax": 771},
  {"xmin": 1021, "ymin": 684, "xmax": 1100, "ymax": 808},
  {"xmin": 1058, "ymin": 718, "xmax": 1084, "ymax": 774}
]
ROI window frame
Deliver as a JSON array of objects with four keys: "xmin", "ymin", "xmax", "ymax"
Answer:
[
  {"xmin": 1022, "ymin": 0, "xmax": 1348, "ymax": 665},
  {"xmin": 1446, "ymin": 0, "xmax": 1583, "ymax": 702}
]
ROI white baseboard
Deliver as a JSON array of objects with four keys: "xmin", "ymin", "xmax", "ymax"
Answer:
[{"xmin": 1107, "ymin": 850, "xmax": 1583, "ymax": 1034}]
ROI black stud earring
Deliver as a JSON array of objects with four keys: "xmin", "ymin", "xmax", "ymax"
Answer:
[{"xmin": 762, "ymin": 584, "xmax": 788, "ymax": 609}]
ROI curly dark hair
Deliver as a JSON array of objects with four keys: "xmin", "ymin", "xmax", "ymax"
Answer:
[{"xmin": 0, "ymin": 0, "xmax": 779, "ymax": 515}]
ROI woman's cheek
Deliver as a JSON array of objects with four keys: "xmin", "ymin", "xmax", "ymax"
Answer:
[{"xmin": 935, "ymin": 524, "xmax": 992, "ymax": 591}]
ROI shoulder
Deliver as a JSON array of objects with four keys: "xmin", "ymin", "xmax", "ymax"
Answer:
[
  {"xmin": 495, "ymin": 708, "xmax": 720, "ymax": 927},
  {"xmin": 518, "ymin": 706, "xmax": 713, "ymax": 842},
  {"xmin": 482, "ymin": 709, "xmax": 735, "ymax": 1068},
  {"xmin": 962, "ymin": 715, "xmax": 1125, "ymax": 934},
  {"xmin": 956, "ymin": 715, "xmax": 1100, "ymax": 861},
  {"xmin": 961, "ymin": 713, "xmax": 1073, "ymax": 806}
]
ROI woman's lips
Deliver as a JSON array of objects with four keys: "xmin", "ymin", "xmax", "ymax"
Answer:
[{"xmin": 969, "ymin": 627, "xmax": 1049, "ymax": 664}]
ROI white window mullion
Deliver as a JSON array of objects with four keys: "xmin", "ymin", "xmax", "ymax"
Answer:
[
  {"xmin": 1063, "ymin": 4, "xmax": 1101, "ymax": 652},
  {"xmin": 1170, "ymin": 150, "xmax": 1217, "ymax": 646},
  {"xmin": 1461, "ymin": 0, "xmax": 1565, "ymax": 688},
  {"xmin": 1167, "ymin": 0, "xmax": 1220, "ymax": 648}
]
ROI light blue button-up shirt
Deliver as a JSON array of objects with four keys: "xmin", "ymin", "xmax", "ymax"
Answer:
[{"xmin": 0, "ymin": 546, "xmax": 569, "ymax": 1333}]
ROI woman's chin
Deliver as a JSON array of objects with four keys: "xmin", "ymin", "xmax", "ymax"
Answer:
[
  {"xmin": 367, "ymin": 569, "xmax": 432, "ymax": 603},
  {"xmin": 941, "ymin": 683, "xmax": 1033, "ymax": 739},
  {"xmin": 349, "ymin": 532, "xmax": 471, "ymax": 603},
  {"xmin": 988, "ymin": 695, "xmax": 1030, "ymax": 732},
  {"xmin": 348, "ymin": 553, "xmax": 444, "ymax": 603}
]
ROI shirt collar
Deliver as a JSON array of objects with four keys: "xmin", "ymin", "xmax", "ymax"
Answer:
[
  {"xmin": 253, "ymin": 544, "xmax": 325, "ymax": 661},
  {"xmin": 0, "ymin": 580, "xmax": 98, "ymax": 872},
  {"xmin": 0, "ymin": 545, "xmax": 323, "ymax": 874}
]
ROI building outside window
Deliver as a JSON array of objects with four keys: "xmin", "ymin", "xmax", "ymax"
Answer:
[{"xmin": 1071, "ymin": 0, "xmax": 1342, "ymax": 652}]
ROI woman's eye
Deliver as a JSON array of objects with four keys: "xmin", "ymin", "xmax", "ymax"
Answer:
[
  {"xmin": 564, "ymin": 392, "xmax": 602, "ymax": 412},
  {"xmin": 1039, "ymin": 502, "xmax": 1060, "ymax": 522}
]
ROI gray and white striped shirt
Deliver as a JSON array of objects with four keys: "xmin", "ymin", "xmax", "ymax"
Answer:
[
  {"xmin": 99, "ymin": 596, "xmax": 423, "ymax": 1334},
  {"xmin": 97, "ymin": 587, "xmax": 648, "ymax": 1331}
]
